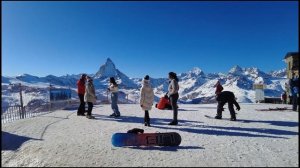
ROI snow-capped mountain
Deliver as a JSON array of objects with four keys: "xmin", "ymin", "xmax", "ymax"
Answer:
[
  {"xmin": 2, "ymin": 58, "xmax": 288, "ymax": 109},
  {"xmin": 94, "ymin": 58, "xmax": 138, "ymax": 89}
]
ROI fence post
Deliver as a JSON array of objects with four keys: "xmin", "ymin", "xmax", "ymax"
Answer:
[
  {"xmin": 49, "ymin": 84, "xmax": 52, "ymax": 111},
  {"xmin": 19, "ymin": 83, "xmax": 25, "ymax": 119}
]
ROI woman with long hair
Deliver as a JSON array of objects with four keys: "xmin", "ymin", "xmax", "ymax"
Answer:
[
  {"xmin": 167, "ymin": 72, "xmax": 179, "ymax": 125},
  {"xmin": 108, "ymin": 77, "xmax": 121, "ymax": 117}
]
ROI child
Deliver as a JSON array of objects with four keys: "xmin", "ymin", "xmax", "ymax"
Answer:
[{"xmin": 140, "ymin": 75, "xmax": 154, "ymax": 126}]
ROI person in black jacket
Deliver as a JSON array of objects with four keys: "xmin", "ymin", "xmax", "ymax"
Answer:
[{"xmin": 215, "ymin": 91, "xmax": 241, "ymax": 121}]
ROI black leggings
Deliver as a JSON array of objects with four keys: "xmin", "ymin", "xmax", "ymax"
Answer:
[
  {"xmin": 144, "ymin": 110, "xmax": 150, "ymax": 123},
  {"xmin": 77, "ymin": 94, "xmax": 85, "ymax": 115},
  {"xmin": 170, "ymin": 93, "xmax": 179, "ymax": 121},
  {"xmin": 87, "ymin": 102, "xmax": 93, "ymax": 116}
]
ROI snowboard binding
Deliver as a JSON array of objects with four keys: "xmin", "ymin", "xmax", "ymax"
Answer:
[{"xmin": 127, "ymin": 128, "xmax": 144, "ymax": 134}]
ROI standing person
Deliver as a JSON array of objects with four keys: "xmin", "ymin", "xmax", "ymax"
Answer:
[
  {"xmin": 108, "ymin": 77, "xmax": 121, "ymax": 117},
  {"xmin": 214, "ymin": 80, "xmax": 223, "ymax": 95},
  {"xmin": 77, "ymin": 74, "xmax": 86, "ymax": 116},
  {"xmin": 281, "ymin": 92, "xmax": 287, "ymax": 104},
  {"xmin": 215, "ymin": 91, "xmax": 241, "ymax": 121},
  {"xmin": 167, "ymin": 72, "xmax": 180, "ymax": 125},
  {"xmin": 290, "ymin": 72, "xmax": 299, "ymax": 111},
  {"xmin": 84, "ymin": 76, "xmax": 96, "ymax": 119},
  {"xmin": 284, "ymin": 82, "xmax": 290, "ymax": 103},
  {"xmin": 140, "ymin": 75, "xmax": 154, "ymax": 126}
]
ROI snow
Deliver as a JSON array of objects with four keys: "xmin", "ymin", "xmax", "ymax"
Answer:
[{"xmin": 2, "ymin": 103, "xmax": 298, "ymax": 167}]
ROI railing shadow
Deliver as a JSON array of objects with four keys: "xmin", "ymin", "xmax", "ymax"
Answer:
[
  {"xmin": 151, "ymin": 124, "xmax": 296, "ymax": 139},
  {"xmin": 2, "ymin": 131, "xmax": 42, "ymax": 151},
  {"xmin": 236, "ymin": 119, "xmax": 299, "ymax": 127},
  {"xmin": 91, "ymin": 114, "xmax": 203, "ymax": 126}
]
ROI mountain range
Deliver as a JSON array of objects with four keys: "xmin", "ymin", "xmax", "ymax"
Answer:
[{"xmin": 2, "ymin": 58, "xmax": 288, "ymax": 108}]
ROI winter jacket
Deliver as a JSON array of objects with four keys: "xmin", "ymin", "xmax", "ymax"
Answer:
[
  {"xmin": 77, "ymin": 79, "xmax": 85, "ymax": 95},
  {"xmin": 215, "ymin": 83, "xmax": 223, "ymax": 95},
  {"xmin": 109, "ymin": 83, "xmax": 118, "ymax": 93},
  {"xmin": 168, "ymin": 79, "xmax": 179, "ymax": 97},
  {"xmin": 140, "ymin": 79, "xmax": 154, "ymax": 111},
  {"xmin": 216, "ymin": 91, "xmax": 240, "ymax": 109},
  {"xmin": 84, "ymin": 79, "xmax": 96, "ymax": 103},
  {"xmin": 157, "ymin": 97, "xmax": 171, "ymax": 110}
]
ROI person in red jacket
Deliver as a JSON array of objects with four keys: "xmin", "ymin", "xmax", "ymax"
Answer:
[
  {"xmin": 214, "ymin": 80, "xmax": 223, "ymax": 95},
  {"xmin": 77, "ymin": 74, "xmax": 86, "ymax": 116},
  {"xmin": 155, "ymin": 95, "xmax": 172, "ymax": 110}
]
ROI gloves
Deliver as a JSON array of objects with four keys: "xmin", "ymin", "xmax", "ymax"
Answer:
[{"xmin": 236, "ymin": 107, "xmax": 240, "ymax": 111}]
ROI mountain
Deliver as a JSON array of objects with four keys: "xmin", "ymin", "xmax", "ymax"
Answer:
[
  {"xmin": 94, "ymin": 58, "xmax": 138, "ymax": 89},
  {"xmin": 1, "ymin": 58, "xmax": 288, "ymax": 110}
]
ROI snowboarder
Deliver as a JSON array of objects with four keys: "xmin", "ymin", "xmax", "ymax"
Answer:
[
  {"xmin": 140, "ymin": 75, "xmax": 154, "ymax": 126},
  {"xmin": 77, "ymin": 74, "xmax": 86, "ymax": 116},
  {"xmin": 215, "ymin": 91, "xmax": 241, "ymax": 121},
  {"xmin": 108, "ymin": 77, "xmax": 121, "ymax": 117},
  {"xmin": 167, "ymin": 72, "xmax": 180, "ymax": 125},
  {"xmin": 155, "ymin": 95, "xmax": 172, "ymax": 110},
  {"xmin": 84, "ymin": 76, "xmax": 96, "ymax": 119}
]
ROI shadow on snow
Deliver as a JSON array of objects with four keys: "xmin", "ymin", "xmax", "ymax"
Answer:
[
  {"xmin": 2, "ymin": 131, "xmax": 42, "ymax": 151},
  {"xmin": 92, "ymin": 114, "xmax": 297, "ymax": 139}
]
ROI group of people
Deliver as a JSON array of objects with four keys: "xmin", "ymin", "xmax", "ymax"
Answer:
[
  {"xmin": 77, "ymin": 74, "xmax": 97, "ymax": 119},
  {"xmin": 76, "ymin": 72, "xmax": 180, "ymax": 126},
  {"xmin": 77, "ymin": 75, "xmax": 121, "ymax": 119}
]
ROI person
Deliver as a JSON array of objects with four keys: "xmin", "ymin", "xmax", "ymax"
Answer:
[
  {"xmin": 140, "ymin": 75, "xmax": 154, "ymax": 126},
  {"xmin": 290, "ymin": 73, "xmax": 299, "ymax": 111},
  {"xmin": 281, "ymin": 92, "xmax": 287, "ymax": 104},
  {"xmin": 285, "ymin": 82, "xmax": 291, "ymax": 104},
  {"xmin": 108, "ymin": 77, "xmax": 121, "ymax": 117},
  {"xmin": 214, "ymin": 80, "xmax": 223, "ymax": 95},
  {"xmin": 155, "ymin": 95, "xmax": 172, "ymax": 110},
  {"xmin": 84, "ymin": 76, "xmax": 96, "ymax": 119},
  {"xmin": 77, "ymin": 74, "xmax": 86, "ymax": 116},
  {"xmin": 215, "ymin": 91, "xmax": 241, "ymax": 121},
  {"xmin": 167, "ymin": 72, "xmax": 180, "ymax": 125}
]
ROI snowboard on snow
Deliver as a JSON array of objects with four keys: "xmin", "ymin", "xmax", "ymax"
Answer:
[
  {"xmin": 204, "ymin": 115, "xmax": 237, "ymax": 121},
  {"xmin": 255, "ymin": 107, "xmax": 292, "ymax": 111},
  {"xmin": 111, "ymin": 131, "xmax": 181, "ymax": 147}
]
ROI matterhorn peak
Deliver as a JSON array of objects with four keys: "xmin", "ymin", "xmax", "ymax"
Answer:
[
  {"xmin": 94, "ymin": 58, "xmax": 118, "ymax": 79},
  {"xmin": 229, "ymin": 65, "xmax": 243, "ymax": 75},
  {"xmin": 189, "ymin": 67, "xmax": 205, "ymax": 76}
]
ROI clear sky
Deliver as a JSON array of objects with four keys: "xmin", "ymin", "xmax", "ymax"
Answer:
[{"xmin": 2, "ymin": 1, "xmax": 298, "ymax": 78}]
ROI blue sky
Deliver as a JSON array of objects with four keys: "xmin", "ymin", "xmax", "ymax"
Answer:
[{"xmin": 2, "ymin": 1, "xmax": 298, "ymax": 78}]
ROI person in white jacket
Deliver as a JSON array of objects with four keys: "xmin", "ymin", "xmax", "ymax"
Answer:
[
  {"xmin": 84, "ymin": 76, "xmax": 96, "ymax": 119},
  {"xmin": 108, "ymin": 77, "xmax": 121, "ymax": 117},
  {"xmin": 140, "ymin": 75, "xmax": 154, "ymax": 126},
  {"xmin": 167, "ymin": 72, "xmax": 179, "ymax": 125}
]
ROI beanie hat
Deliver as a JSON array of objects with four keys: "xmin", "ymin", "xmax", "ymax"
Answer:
[{"xmin": 144, "ymin": 75, "xmax": 150, "ymax": 80}]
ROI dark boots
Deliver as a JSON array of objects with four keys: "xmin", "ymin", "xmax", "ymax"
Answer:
[{"xmin": 144, "ymin": 110, "xmax": 151, "ymax": 126}]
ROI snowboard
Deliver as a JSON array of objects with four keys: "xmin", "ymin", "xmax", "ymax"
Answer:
[
  {"xmin": 204, "ymin": 115, "xmax": 236, "ymax": 121},
  {"xmin": 111, "ymin": 132, "xmax": 181, "ymax": 147},
  {"xmin": 255, "ymin": 107, "xmax": 292, "ymax": 111}
]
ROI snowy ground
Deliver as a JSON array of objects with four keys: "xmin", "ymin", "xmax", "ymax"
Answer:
[{"xmin": 1, "ymin": 103, "xmax": 299, "ymax": 167}]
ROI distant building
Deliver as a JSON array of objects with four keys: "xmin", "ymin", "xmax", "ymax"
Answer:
[
  {"xmin": 253, "ymin": 83, "xmax": 265, "ymax": 103},
  {"xmin": 284, "ymin": 52, "xmax": 299, "ymax": 78}
]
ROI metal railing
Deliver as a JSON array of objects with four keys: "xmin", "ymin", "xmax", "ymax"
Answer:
[{"xmin": 1, "ymin": 100, "xmax": 78, "ymax": 124}]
